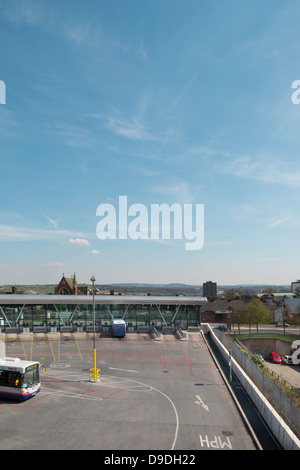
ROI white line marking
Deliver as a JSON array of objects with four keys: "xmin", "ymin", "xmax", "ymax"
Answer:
[
  {"xmin": 109, "ymin": 367, "xmax": 138, "ymax": 373},
  {"xmin": 195, "ymin": 394, "xmax": 209, "ymax": 412},
  {"xmin": 41, "ymin": 387, "xmax": 104, "ymax": 401}
]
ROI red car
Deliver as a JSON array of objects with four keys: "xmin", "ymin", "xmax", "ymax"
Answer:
[{"xmin": 269, "ymin": 352, "xmax": 282, "ymax": 364}]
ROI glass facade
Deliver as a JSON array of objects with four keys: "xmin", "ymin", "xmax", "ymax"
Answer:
[{"xmin": 0, "ymin": 302, "xmax": 201, "ymax": 331}]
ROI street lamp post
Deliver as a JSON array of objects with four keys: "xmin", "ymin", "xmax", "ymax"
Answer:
[
  {"xmin": 90, "ymin": 276, "xmax": 99, "ymax": 382},
  {"xmin": 91, "ymin": 276, "xmax": 96, "ymax": 350}
]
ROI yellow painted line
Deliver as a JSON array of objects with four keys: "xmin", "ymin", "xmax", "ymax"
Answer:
[
  {"xmin": 30, "ymin": 334, "xmax": 33, "ymax": 361},
  {"xmin": 20, "ymin": 335, "xmax": 27, "ymax": 360},
  {"xmin": 47, "ymin": 334, "xmax": 56, "ymax": 362},
  {"xmin": 2, "ymin": 335, "xmax": 5, "ymax": 357},
  {"xmin": 73, "ymin": 333, "xmax": 83, "ymax": 361},
  {"xmin": 58, "ymin": 333, "xmax": 60, "ymax": 362}
]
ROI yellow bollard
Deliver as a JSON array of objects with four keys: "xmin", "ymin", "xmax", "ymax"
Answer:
[
  {"xmin": 93, "ymin": 349, "xmax": 97, "ymax": 380},
  {"xmin": 89, "ymin": 368, "xmax": 100, "ymax": 382},
  {"xmin": 89, "ymin": 349, "xmax": 100, "ymax": 382}
]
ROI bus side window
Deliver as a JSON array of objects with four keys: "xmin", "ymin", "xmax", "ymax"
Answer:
[{"xmin": 6, "ymin": 371, "xmax": 21, "ymax": 388}]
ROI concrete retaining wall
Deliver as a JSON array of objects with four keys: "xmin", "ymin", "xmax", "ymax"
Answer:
[
  {"xmin": 240, "ymin": 338, "xmax": 292, "ymax": 358},
  {"xmin": 205, "ymin": 324, "xmax": 300, "ymax": 450}
]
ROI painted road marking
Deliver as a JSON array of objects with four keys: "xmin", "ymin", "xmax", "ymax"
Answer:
[
  {"xmin": 50, "ymin": 362, "xmax": 70, "ymax": 368},
  {"xmin": 5, "ymin": 332, "xmax": 216, "ymax": 382},
  {"xmin": 199, "ymin": 434, "xmax": 232, "ymax": 449},
  {"xmin": 47, "ymin": 334, "xmax": 56, "ymax": 362},
  {"xmin": 73, "ymin": 333, "xmax": 83, "ymax": 361},
  {"xmin": 109, "ymin": 367, "xmax": 138, "ymax": 373},
  {"xmin": 194, "ymin": 394, "xmax": 209, "ymax": 412}
]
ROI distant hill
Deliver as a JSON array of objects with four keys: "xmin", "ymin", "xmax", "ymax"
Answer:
[{"xmin": 0, "ymin": 283, "xmax": 290, "ymax": 296}]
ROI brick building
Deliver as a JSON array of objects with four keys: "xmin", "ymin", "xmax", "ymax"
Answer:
[
  {"xmin": 203, "ymin": 281, "xmax": 217, "ymax": 298},
  {"xmin": 54, "ymin": 273, "xmax": 89, "ymax": 295}
]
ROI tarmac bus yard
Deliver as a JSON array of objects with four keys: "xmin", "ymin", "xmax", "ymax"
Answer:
[
  {"xmin": 0, "ymin": 329, "xmax": 282, "ymax": 451},
  {"xmin": 0, "ymin": 293, "xmax": 285, "ymax": 452}
]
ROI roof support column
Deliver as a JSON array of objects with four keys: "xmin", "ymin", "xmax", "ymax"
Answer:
[
  {"xmin": 0, "ymin": 306, "xmax": 11, "ymax": 327},
  {"xmin": 171, "ymin": 305, "xmax": 180, "ymax": 324},
  {"xmin": 122, "ymin": 304, "xmax": 130, "ymax": 319},
  {"xmin": 155, "ymin": 305, "xmax": 167, "ymax": 326},
  {"xmin": 15, "ymin": 304, "xmax": 26, "ymax": 324},
  {"xmin": 105, "ymin": 304, "xmax": 113, "ymax": 320},
  {"xmin": 54, "ymin": 305, "xmax": 66, "ymax": 326},
  {"xmin": 68, "ymin": 305, "xmax": 79, "ymax": 324}
]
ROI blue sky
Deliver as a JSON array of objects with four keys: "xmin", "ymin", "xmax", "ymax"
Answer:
[{"xmin": 1, "ymin": 0, "xmax": 300, "ymax": 286}]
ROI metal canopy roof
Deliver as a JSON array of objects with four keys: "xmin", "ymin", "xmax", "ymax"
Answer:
[{"xmin": 0, "ymin": 294, "xmax": 207, "ymax": 306}]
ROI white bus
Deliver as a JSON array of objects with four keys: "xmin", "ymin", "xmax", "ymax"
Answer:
[{"xmin": 0, "ymin": 358, "xmax": 41, "ymax": 400}]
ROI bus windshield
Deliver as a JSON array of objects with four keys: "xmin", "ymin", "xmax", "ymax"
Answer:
[{"xmin": 22, "ymin": 365, "xmax": 39, "ymax": 389}]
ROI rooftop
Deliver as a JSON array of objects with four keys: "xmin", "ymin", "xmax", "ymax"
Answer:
[{"xmin": 0, "ymin": 294, "xmax": 207, "ymax": 306}]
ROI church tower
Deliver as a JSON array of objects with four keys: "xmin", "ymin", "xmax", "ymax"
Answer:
[{"xmin": 72, "ymin": 272, "xmax": 78, "ymax": 295}]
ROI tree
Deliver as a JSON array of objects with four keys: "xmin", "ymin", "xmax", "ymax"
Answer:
[
  {"xmin": 230, "ymin": 303, "xmax": 246, "ymax": 334},
  {"xmin": 263, "ymin": 286, "xmax": 276, "ymax": 294},
  {"xmin": 278, "ymin": 303, "xmax": 292, "ymax": 335},
  {"xmin": 246, "ymin": 298, "xmax": 271, "ymax": 334}
]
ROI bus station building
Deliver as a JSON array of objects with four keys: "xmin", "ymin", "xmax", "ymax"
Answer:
[{"xmin": 0, "ymin": 294, "xmax": 208, "ymax": 333}]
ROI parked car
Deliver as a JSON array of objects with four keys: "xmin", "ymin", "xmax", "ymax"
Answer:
[
  {"xmin": 269, "ymin": 352, "xmax": 282, "ymax": 363},
  {"xmin": 281, "ymin": 355, "xmax": 296, "ymax": 365},
  {"xmin": 253, "ymin": 353, "xmax": 264, "ymax": 362},
  {"xmin": 276, "ymin": 322, "xmax": 289, "ymax": 327},
  {"xmin": 213, "ymin": 325, "xmax": 228, "ymax": 332}
]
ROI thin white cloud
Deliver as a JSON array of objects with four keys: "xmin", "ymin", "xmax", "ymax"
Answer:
[
  {"xmin": 44, "ymin": 215, "xmax": 62, "ymax": 229},
  {"xmin": 63, "ymin": 21, "xmax": 103, "ymax": 46},
  {"xmin": 0, "ymin": 224, "xmax": 89, "ymax": 242},
  {"xmin": 0, "ymin": 108, "xmax": 19, "ymax": 139},
  {"xmin": 223, "ymin": 157, "xmax": 261, "ymax": 178},
  {"xmin": 106, "ymin": 116, "xmax": 152, "ymax": 141},
  {"xmin": 88, "ymin": 250, "xmax": 101, "ymax": 255},
  {"xmin": 3, "ymin": 0, "xmax": 44, "ymax": 25},
  {"xmin": 131, "ymin": 165, "xmax": 160, "ymax": 177},
  {"xmin": 137, "ymin": 40, "xmax": 148, "ymax": 61},
  {"xmin": 218, "ymin": 154, "xmax": 300, "ymax": 188},
  {"xmin": 2, "ymin": 1, "xmax": 102, "ymax": 49},
  {"xmin": 105, "ymin": 113, "xmax": 178, "ymax": 144},
  {"xmin": 46, "ymin": 262, "xmax": 65, "ymax": 267},
  {"xmin": 259, "ymin": 258, "xmax": 276, "ymax": 262},
  {"xmin": 152, "ymin": 181, "xmax": 194, "ymax": 204},
  {"xmin": 49, "ymin": 122, "xmax": 96, "ymax": 148},
  {"xmin": 264, "ymin": 217, "xmax": 291, "ymax": 231},
  {"xmin": 205, "ymin": 241, "xmax": 230, "ymax": 246},
  {"xmin": 86, "ymin": 86, "xmax": 181, "ymax": 145},
  {"xmin": 165, "ymin": 71, "xmax": 200, "ymax": 113},
  {"xmin": 69, "ymin": 238, "xmax": 91, "ymax": 246}
]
